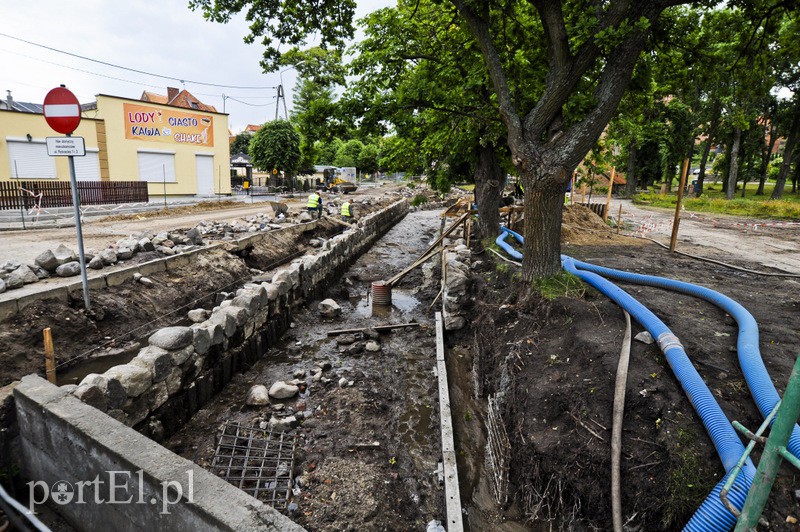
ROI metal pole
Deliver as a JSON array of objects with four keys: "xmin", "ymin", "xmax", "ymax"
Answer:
[
  {"xmin": 66, "ymin": 136, "xmax": 91, "ymax": 310},
  {"xmin": 735, "ymin": 353, "xmax": 800, "ymax": 530},
  {"xmin": 669, "ymin": 157, "xmax": 690, "ymax": 252},
  {"xmin": 14, "ymin": 161, "xmax": 26, "ymax": 230}
]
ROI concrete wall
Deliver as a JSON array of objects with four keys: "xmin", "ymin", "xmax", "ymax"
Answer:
[
  {"xmin": 14, "ymin": 375, "xmax": 303, "ymax": 531},
  {"xmin": 72, "ymin": 200, "xmax": 409, "ymax": 440}
]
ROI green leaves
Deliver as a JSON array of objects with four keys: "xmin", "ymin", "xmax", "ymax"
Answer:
[{"xmin": 249, "ymin": 120, "xmax": 301, "ymax": 176}]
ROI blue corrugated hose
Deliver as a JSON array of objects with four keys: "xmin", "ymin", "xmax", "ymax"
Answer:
[{"xmin": 493, "ymin": 227, "xmax": 754, "ymax": 530}]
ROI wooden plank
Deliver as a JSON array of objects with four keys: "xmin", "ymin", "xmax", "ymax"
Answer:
[
  {"xmin": 326, "ymin": 322, "xmax": 421, "ymax": 337},
  {"xmin": 435, "ymin": 312, "xmax": 464, "ymax": 532}
]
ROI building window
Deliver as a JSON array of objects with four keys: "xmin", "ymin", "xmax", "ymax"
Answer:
[
  {"xmin": 137, "ymin": 151, "xmax": 176, "ymax": 183},
  {"xmin": 190, "ymin": 101, "xmax": 199, "ymax": 109},
  {"xmin": 7, "ymin": 140, "xmax": 56, "ymax": 179}
]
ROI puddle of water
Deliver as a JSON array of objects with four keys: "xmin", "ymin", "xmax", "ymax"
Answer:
[
  {"xmin": 57, "ymin": 344, "xmax": 141, "ymax": 386},
  {"xmin": 353, "ymin": 289, "xmax": 421, "ymax": 318}
]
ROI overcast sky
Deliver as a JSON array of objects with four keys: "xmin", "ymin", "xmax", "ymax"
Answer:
[{"xmin": 0, "ymin": 0, "xmax": 394, "ymax": 133}]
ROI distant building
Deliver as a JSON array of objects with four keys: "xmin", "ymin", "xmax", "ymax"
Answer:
[
  {"xmin": 0, "ymin": 89, "xmax": 230, "ymax": 196},
  {"xmin": 141, "ymin": 87, "xmax": 217, "ymax": 113},
  {"xmin": 244, "ymin": 124, "xmax": 261, "ymax": 134}
]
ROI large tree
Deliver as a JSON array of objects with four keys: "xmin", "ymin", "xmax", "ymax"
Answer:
[{"xmin": 249, "ymin": 120, "xmax": 301, "ymax": 177}]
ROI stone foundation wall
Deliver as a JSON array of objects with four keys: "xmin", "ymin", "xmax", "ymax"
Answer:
[{"xmin": 71, "ymin": 200, "xmax": 408, "ymax": 440}]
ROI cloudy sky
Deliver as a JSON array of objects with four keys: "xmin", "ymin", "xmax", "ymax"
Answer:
[{"xmin": 1, "ymin": 0, "xmax": 394, "ymax": 133}]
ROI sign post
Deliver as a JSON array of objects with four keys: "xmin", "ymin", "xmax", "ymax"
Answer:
[{"xmin": 43, "ymin": 85, "xmax": 91, "ymax": 311}]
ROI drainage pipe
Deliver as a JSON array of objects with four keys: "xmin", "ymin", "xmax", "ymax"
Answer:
[
  {"xmin": 561, "ymin": 256, "xmax": 754, "ymax": 531},
  {"xmin": 568, "ymin": 258, "xmax": 800, "ymax": 462},
  {"xmin": 495, "ymin": 227, "xmax": 523, "ymax": 260}
]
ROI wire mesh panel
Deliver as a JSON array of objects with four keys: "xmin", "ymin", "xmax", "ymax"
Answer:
[{"xmin": 211, "ymin": 421, "xmax": 297, "ymax": 510}]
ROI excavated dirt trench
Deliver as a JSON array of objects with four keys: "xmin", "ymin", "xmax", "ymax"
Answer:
[{"xmin": 164, "ymin": 209, "xmax": 450, "ymax": 531}]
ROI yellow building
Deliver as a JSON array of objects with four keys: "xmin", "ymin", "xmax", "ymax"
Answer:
[{"xmin": 1, "ymin": 91, "xmax": 231, "ymax": 197}]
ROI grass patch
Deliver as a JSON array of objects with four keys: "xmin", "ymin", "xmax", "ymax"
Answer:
[
  {"xmin": 411, "ymin": 194, "xmax": 429, "ymax": 207},
  {"xmin": 662, "ymin": 428, "xmax": 717, "ymax": 529},
  {"xmin": 533, "ymin": 272, "xmax": 585, "ymax": 300},
  {"xmin": 633, "ymin": 185, "xmax": 800, "ymax": 219}
]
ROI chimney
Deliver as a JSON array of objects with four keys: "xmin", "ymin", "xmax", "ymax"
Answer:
[
  {"xmin": 167, "ymin": 87, "xmax": 179, "ymax": 103},
  {"xmin": 6, "ymin": 90, "xmax": 12, "ymax": 109}
]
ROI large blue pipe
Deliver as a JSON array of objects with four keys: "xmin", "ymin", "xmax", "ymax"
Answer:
[
  {"xmin": 561, "ymin": 257, "xmax": 753, "ymax": 531},
  {"xmin": 496, "ymin": 227, "xmax": 523, "ymax": 260},
  {"xmin": 568, "ymin": 258, "xmax": 800, "ymax": 462},
  {"xmin": 493, "ymin": 228, "xmax": 753, "ymax": 529}
]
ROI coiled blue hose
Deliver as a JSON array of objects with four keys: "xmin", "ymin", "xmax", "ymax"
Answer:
[
  {"xmin": 493, "ymin": 228, "xmax": 754, "ymax": 529},
  {"xmin": 496, "ymin": 227, "xmax": 523, "ymax": 260},
  {"xmin": 568, "ymin": 258, "xmax": 800, "ymax": 462}
]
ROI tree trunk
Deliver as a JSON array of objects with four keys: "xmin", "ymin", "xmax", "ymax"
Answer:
[
  {"xmin": 625, "ymin": 140, "xmax": 637, "ymax": 196},
  {"xmin": 771, "ymin": 106, "xmax": 800, "ymax": 200},
  {"xmin": 696, "ymin": 140, "xmax": 711, "ymax": 197},
  {"xmin": 726, "ymin": 127, "xmax": 742, "ymax": 200},
  {"xmin": 521, "ymin": 170, "xmax": 568, "ymax": 279},
  {"xmin": 474, "ymin": 143, "xmax": 502, "ymax": 240},
  {"xmin": 791, "ymin": 158, "xmax": 799, "ymax": 193},
  {"xmin": 757, "ymin": 121, "xmax": 777, "ymax": 195}
]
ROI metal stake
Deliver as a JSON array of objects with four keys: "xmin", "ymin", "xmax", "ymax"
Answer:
[{"xmin": 66, "ymin": 135, "xmax": 90, "ymax": 310}]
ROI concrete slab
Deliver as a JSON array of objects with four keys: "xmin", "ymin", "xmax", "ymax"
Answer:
[
  {"xmin": 16, "ymin": 286, "xmax": 69, "ymax": 311},
  {"xmin": 105, "ymin": 268, "xmax": 135, "ymax": 287},
  {"xmin": 137, "ymin": 259, "xmax": 167, "ymax": 276}
]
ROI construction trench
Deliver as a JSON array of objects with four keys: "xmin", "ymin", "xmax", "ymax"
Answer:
[
  {"xmin": 2, "ymin": 195, "xmax": 800, "ymax": 530},
  {"xmin": 4, "ymin": 200, "xmax": 481, "ymax": 531}
]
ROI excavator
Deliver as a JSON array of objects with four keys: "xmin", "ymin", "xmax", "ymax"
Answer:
[{"xmin": 322, "ymin": 168, "xmax": 358, "ymax": 194}]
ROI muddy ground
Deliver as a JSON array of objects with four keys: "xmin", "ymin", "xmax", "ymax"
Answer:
[
  {"xmin": 164, "ymin": 209, "xmax": 448, "ymax": 531},
  {"xmin": 1, "ymin": 193, "xmax": 798, "ymax": 531},
  {"xmin": 450, "ymin": 206, "xmax": 800, "ymax": 530},
  {"xmin": 0, "ymin": 198, "xmax": 394, "ymax": 388}
]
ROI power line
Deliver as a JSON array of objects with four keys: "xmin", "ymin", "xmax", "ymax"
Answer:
[
  {"xmin": 0, "ymin": 31, "xmax": 279, "ymax": 90},
  {"xmin": 226, "ymin": 95, "xmax": 278, "ymax": 107}
]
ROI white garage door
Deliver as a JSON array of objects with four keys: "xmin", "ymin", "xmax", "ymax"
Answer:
[
  {"xmin": 73, "ymin": 151, "xmax": 100, "ymax": 181},
  {"xmin": 7, "ymin": 140, "xmax": 56, "ymax": 179},
  {"xmin": 138, "ymin": 151, "xmax": 176, "ymax": 183},
  {"xmin": 196, "ymin": 154, "xmax": 215, "ymax": 196}
]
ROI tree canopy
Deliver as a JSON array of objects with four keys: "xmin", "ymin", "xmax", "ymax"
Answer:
[{"xmin": 249, "ymin": 120, "xmax": 301, "ymax": 176}]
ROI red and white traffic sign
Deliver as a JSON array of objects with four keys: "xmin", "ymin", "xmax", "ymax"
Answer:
[{"xmin": 43, "ymin": 86, "xmax": 81, "ymax": 135}]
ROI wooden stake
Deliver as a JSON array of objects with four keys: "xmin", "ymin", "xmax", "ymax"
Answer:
[
  {"xmin": 669, "ymin": 157, "xmax": 691, "ymax": 252},
  {"xmin": 581, "ymin": 183, "xmax": 586, "ymax": 205},
  {"xmin": 617, "ymin": 203, "xmax": 623, "ymax": 234},
  {"xmin": 466, "ymin": 217, "xmax": 472, "ymax": 247},
  {"xmin": 43, "ymin": 328, "xmax": 56, "ymax": 384},
  {"xmin": 603, "ymin": 166, "xmax": 616, "ymax": 222}
]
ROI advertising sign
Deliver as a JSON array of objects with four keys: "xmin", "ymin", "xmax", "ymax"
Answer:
[{"xmin": 124, "ymin": 103, "xmax": 214, "ymax": 147}]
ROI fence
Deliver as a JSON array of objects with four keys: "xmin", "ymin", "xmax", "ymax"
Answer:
[{"xmin": 0, "ymin": 180, "xmax": 149, "ymax": 211}]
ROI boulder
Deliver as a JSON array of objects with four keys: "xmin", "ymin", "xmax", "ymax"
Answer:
[
  {"xmin": 88, "ymin": 256, "xmax": 105, "ymax": 270},
  {"xmin": 269, "ymin": 415, "xmax": 298, "ymax": 432},
  {"xmin": 131, "ymin": 346, "xmax": 172, "ymax": 383},
  {"xmin": 9, "ymin": 264, "xmax": 39, "ymax": 285},
  {"xmin": 73, "ymin": 384, "xmax": 108, "ymax": 412},
  {"xmin": 191, "ymin": 325, "xmax": 212, "ymax": 355},
  {"xmin": 117, "ymin": 247, "xmax": 134, "ymax": 260},
  {"xmin": 138, "ymin": 238, "xmax": 155, "ymax": 252},
  {"xmin": 28, "ymin": 264, "xmax": 50, "ymax": 279},
  {"xmin": 635, "ymin": 331, "xmax": 655, "ymax": 345},
  {"xmin": 53, "ymin": 244, "xmax": 77, "ymax": 265},
  {"xmin": 187, "ymin": 227, "xmax": 204, "ymax": 245},
  {"xmin": 79, "ymin": 373, "xmax": 126, "ymax": 410},
  {"xmin": 1, "ymin": 261, "xmax": 19, "ymax": 272},
  {"xmin": 55, "ymin": 262, "xmax": 81, "ymax": 277},
  {"xmin": 100, "ymin": 249, "xmax": 118, "ymax": 265},
  {"xmin": 187, "ymin": 309, "xmax": 209, "ymax": 323},
  {"xmin": 0, "ymin": 279, "xmax": 5, "ymax": 293},
  {"xmin": 299, "ymin": 212, "xmax": 313, "ymax": 223},
  {"xmin": 103, "ymin": 364, "xmax": 152, "ymax": 397},
  {"xmin": 170, "ymin": 346, "xmax": 194, "ymax": 366},
  {"xmin": 148, "ymin": 326, "xmax": 193, "ymax": 350},
  {"xmin": 246, "ymin": 385, "xmax": 270, "ymax": 406},
  {"xmin": 34, "ymin": 249, "xmax": 59, "ymax": 271},
  {"xmin": 444, "ymin": 314, "xmax": 466, "ymax": 331},
  {"xmin": 318, "ymin": 299, "xmax": 341, "ymax": 318},
  {"xmin": 269, "ymin": 381, "xmax": 299, "ymax": 400}
]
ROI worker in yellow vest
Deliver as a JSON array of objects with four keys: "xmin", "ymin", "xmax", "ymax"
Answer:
[
  {"xmin": 307, "ymin": 191, "xmax": 322, "ymax": 219},
  {"xmin": 341, "ymin": 200, "xmax": 354, "ymax": 223}
]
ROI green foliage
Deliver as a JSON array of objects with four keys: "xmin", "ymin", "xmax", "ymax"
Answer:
[
  {"xmin": 411, "ymin": 194, "xmax": 429, "ymax": 207},
  {"xmin": 229, "ymin": 132, "xmax": 252, "ymax": 157},
  {"xmin": 633, "ymin": 190, "xmax": 800, "ymax": 218},
  {"xmin": 249, "ymin": 120, "xmax": 301, "ymax": 176},
  {"xmin": 533, "ymin": 273, "xmax": 585, "ymax": 300},
  {"xmin": 357, "ymin": 144, "xmax": 380, "ymax": 174},
  {"xmin": 317, "ymin": 138, "xmax": 344, "ymax": 166},
  {"xmin": 662, "ymin": 428, "xmax": 716, "ymax": 530},
  {"xmin": 334, "ymin": 139, "xmax": 364, "ymax": 167},
  {"xmin": 188, "ymin": 0, "xmax": 356, "ymax": 72}
]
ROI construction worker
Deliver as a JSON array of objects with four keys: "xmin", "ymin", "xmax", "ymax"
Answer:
[
  {"xmin": 341, "ymin": 200, "xmax": 354, "ymax": 223},
  {"xmin": 307, "ymin": 191, "xmax": 322, "ymax": 219}
]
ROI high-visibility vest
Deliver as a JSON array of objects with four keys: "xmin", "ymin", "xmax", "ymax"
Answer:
[
  {"xmin": 341, "ymin": 202, "xmax": 351, "ymax": 217},
  {"xmin": 307, "ymin": 193, "xmax": 320, "ymax": 208}
]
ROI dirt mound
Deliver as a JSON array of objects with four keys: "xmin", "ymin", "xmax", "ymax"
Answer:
[{"xmin": 561, "ymin": 204, "xmax": 643, "ymax": 246}]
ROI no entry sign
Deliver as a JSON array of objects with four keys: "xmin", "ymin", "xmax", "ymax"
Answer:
[{"xmin": 43, "ymin": 86, "xmax": 81, "ymax": 134}]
